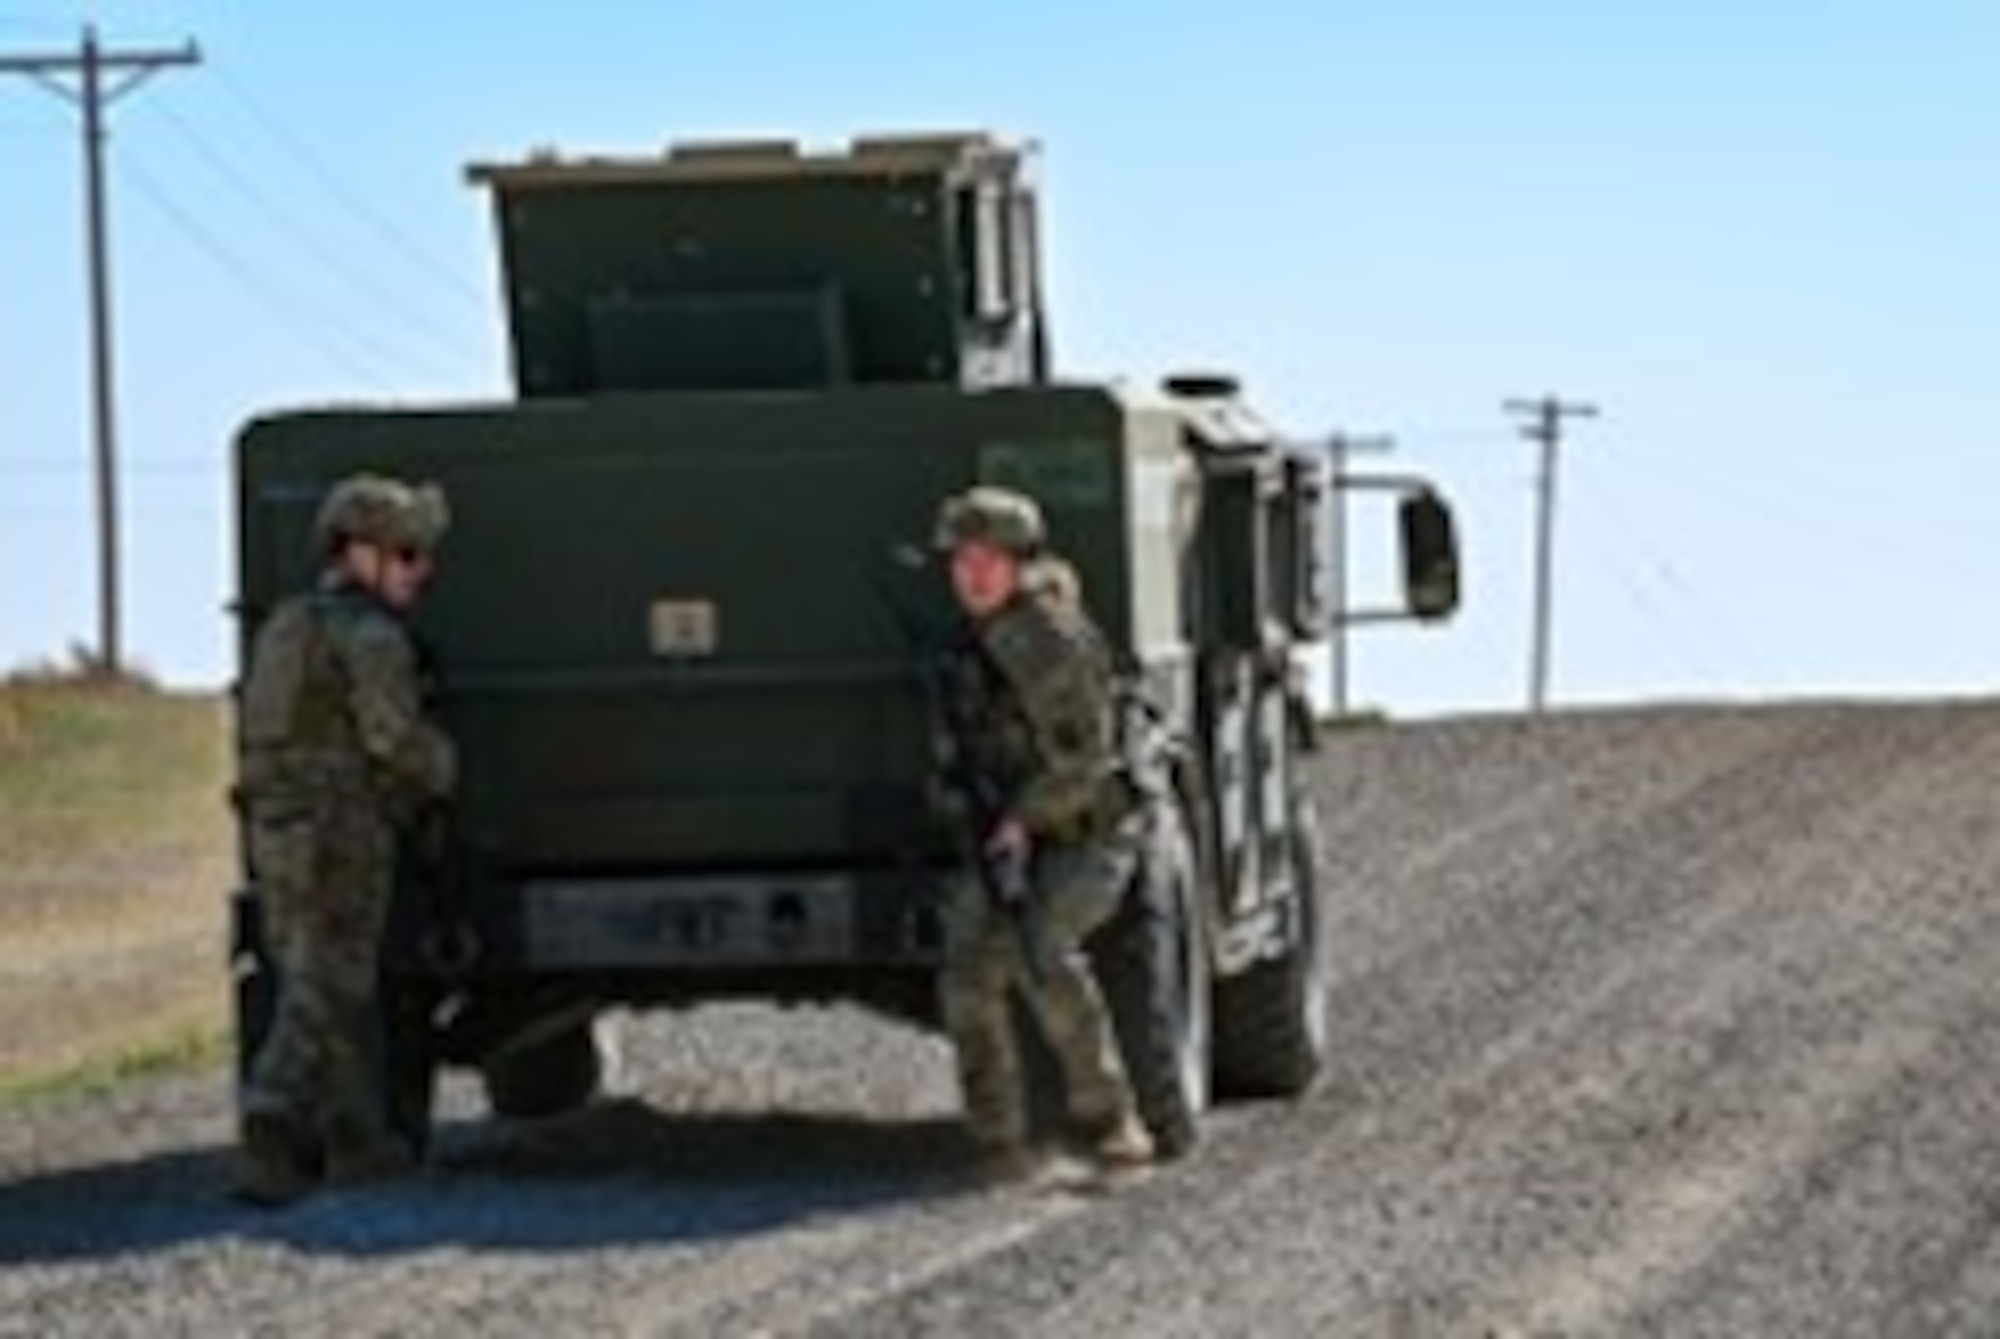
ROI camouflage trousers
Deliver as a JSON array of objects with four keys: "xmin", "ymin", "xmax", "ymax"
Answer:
[
  {"xmin": 939, "ymin": 816, "xmax": 1145, "ymax": 1152},
  {"xmin": 239, "ymin": 798, "xmax": 396, "ymax": 1154}
]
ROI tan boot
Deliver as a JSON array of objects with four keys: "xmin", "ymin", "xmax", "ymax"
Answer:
[
  {"xmin": 1089, "ymin": 1112, "xmax": 1155, "ymax": 1170},
  {"xmin": 231, "ymin": 1110, "xmax": 318, "ymax": 1208}
]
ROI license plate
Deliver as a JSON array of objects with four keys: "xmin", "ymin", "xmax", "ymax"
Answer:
[{"xmin": 520, "ymin": 874, "xmax": 856, "ymax": 968}]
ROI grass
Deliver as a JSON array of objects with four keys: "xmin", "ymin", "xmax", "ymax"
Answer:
[
  {"xmin": 0, "ymin": 1024, "xmax": 229, "ymax": 1110},
  {"xmin": 0, "ymin": 674, "xmax": 234, "ymax": 1098}
]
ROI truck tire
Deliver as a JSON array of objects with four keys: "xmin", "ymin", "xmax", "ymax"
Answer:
[
  {"xmin": 1212, "ymin": 798, "xmax": 1330, "ymax": 1098},
  {"xmin": 481, "ymin": 1019, "xmax": 606, "ymax": 1120},
  {"xmin": 1094, "ymin": 802, "xmax": 1211, "ymax": 1159}
]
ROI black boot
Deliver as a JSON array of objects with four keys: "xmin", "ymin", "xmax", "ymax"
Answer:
[{"xmin": 232, "ymin": 1108, "xmax": 320, "ymax": 1208}]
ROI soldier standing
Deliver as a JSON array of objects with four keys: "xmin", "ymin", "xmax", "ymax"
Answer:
[
  {"xmin": 233, "ymin": 474, "xmax": 457, "ymax": 1206},
  {"xmin": 930, "ymin": 485, "xmax": 1155, "ymax": 1184}
]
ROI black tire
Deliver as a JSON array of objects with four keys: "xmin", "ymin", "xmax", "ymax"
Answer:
[
  {"xmin": 1212, "ymin": 797, "xmax": 1330, "ymax": 1099},
  {"xmin": 481, "ymin": 1021, "xmax": 605, "ymax": 1120},
  {"xmin": 1093, "ymin": 803, "xmax": 1211, "ymax": 1159}
]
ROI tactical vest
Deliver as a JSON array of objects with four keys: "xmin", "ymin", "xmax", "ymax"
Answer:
[
  {"xmin": 941, "ymin": 585, "xmax": 1139, "ymax": 841},
  {"xmin": 236, "ymin": 586, "xmax": 373, "ymax": 801},
  {"xmin": 941, "ymin": 632, "xmax": 1036, "ymax": 802}
]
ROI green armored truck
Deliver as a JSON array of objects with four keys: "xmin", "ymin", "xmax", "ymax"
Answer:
[{"xmin": 232, "ymin": 132, "xmax": 1459, "ymax": 1157}]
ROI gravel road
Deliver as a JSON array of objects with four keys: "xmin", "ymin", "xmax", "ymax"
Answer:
[{"xmin": 5, "ymin": 700, "xmax": 1999, "ymax": 1337}]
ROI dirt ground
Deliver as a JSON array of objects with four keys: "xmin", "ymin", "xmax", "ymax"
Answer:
[
  {"xmin": 0, "ymin": 684, "xmax": 233, "ymax": 1093},
  {"xmin": 5, "ymin": 698, "xmax": 2000, "ymax": 1336}
]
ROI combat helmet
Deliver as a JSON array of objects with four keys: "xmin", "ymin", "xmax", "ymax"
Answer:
[
  {"xmin": 314, "ymin": 474, "xmax": 451, "ymax": 555},
  {"xmin": 933, "ymin": 485, "xmax": 1045, "ymax": 558}
]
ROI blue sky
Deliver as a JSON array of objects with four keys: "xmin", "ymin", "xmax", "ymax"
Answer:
[{"xmin": 1, "ymin": 1, "xmax": 1994, "ymax": 715}]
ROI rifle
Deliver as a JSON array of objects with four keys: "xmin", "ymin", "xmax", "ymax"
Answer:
[
  {"xmin": 879, "ymin": 555, "xmax": 1048, "ymax": 983},
  {"xmin": 931, "ymin": 681, "xmax": 1046, "ymax": 985},
  {"xmin": 404, "ymin": 625, "xmax": 479, "ymax": 978}
]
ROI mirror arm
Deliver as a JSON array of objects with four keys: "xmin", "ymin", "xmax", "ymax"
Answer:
[
  {"xmin": 1336, "ymin": 472, "xmax": 1438, "ymax": 497},
  {"xmin": 1339, "ymin": 605, "xmax": 1450, "ymax": 627}
]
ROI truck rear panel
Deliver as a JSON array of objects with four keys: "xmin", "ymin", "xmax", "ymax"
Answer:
[{"xmin": 236, "ymin": 384, "xmax": 1131, "ymax": 977}]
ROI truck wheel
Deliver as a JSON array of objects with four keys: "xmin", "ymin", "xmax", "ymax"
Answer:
[
  {"xmin": 1212, "ymin": 798, "xmax": 1330, "ymax": 1098},
  {"xmin": 481, "ymin": 1019, "xmax": 607, "ymax": 1120},
  {"xmin": 1095, "ymin": 804, "xmax": 1211, "ymax": 1159}
]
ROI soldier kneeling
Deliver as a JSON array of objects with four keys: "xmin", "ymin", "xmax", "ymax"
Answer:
[{"xmin": 930, "ymin": 485, "xmax": 1155, "ymax": 1185}]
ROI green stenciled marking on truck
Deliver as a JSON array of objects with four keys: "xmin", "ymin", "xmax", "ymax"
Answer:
[{"xmin": 978, "ymin": 437, "xmax": 1116, "ymax": 508}]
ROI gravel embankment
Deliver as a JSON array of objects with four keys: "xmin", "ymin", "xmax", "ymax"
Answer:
[{"xmin": 4, "ymin": 699, "xmax": 1999, "ymax": 1337}]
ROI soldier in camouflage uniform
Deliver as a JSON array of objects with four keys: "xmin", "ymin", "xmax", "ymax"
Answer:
[
  {"xmin": 931, "ymin": 485, "xmax": 1155, "ymax": 1183},
  {"xmin": 233, "ymin": 473, "xmax": 457, "ymax": 1206}
]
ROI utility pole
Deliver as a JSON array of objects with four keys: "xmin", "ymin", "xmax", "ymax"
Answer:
[
  {"xmin": 1, "ymin": 26, "xmax": 200, "ymax": 676},
  {"xmin": 1324, "ymin": 431, "xmax": 1395, "ymax": 717},
  {"xmin": 1505, "ymin": 394, "xmax": 1598, "ymax": 713}
]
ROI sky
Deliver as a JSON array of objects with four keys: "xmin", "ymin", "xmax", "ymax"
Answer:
[{"xmin": 0, "ymin": 1, "xmax": 1994, "ymax": 717}]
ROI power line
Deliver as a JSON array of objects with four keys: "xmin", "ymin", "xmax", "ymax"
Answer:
[
  {"xmin": 0, "ymin": 496, "xmax": 223, "ymax": 515},
  {"xmin": 209, "ymin": 62, "xmax": 490, "ymax": 313},
  {"xmin": 1565, "ymin": 451, "xmax": 1774, "ymax": 684},
  {"xmin": 1504, "ymin": 394, "xmax": 1599, "ymax": 713},
  {"xmin": 1394, "ymin": 424, "xmax": 1519, "ymax": 448},
  {"xmin": 1560, "ymin": 467, "xmax": 1772, "ymax": 690},
  {"xmin": 145, "ymin": 98, "xmax": 484, "ymax": 375},
  {"xmin": 116, "ymin": 145, "xmax": 417, "ymax": 390},
  {"xmin": 0, "ymin": 24, "xmax": 200, "ymax": 677},
  {"xmin": 0, "ymin": 457, "xmax": 215, "ymax": 475},
  {"xmin": 1587, "ymin": 433, "xmax": 1996, "ymax": 577},
  {"xmin": 0, "ymin": 107, "xmax": 61, "ymax": 131}
]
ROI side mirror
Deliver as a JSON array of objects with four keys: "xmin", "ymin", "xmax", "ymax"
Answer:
[{"xmin": 1399, "ymin": 489, "xmax": 1460, "ymax": 622}]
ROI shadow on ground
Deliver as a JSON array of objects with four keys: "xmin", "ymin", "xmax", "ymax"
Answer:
[{"xmin": 0, "ymin": 1099, "xmax": 974, "ymax": 1266}]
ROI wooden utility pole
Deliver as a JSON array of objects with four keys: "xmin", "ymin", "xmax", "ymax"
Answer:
[
  {"xmin": 1, "ymin": 26, "xmax": 200, "ymax": 675},
  {"xmin": 1505, "ymin": 395, "xmax": 1597, "ymax": 713}
]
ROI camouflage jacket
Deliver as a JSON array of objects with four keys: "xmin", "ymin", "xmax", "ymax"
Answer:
[
  {"xmin": 940, "ymin": 560, "xmax": 1131, "ymax": 842},
  {"xmin": 236, "ymin": 576, "xmax": 457, "ymax": 820}
]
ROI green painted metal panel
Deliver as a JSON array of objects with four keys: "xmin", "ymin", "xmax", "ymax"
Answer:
[{"xmin": 235, "ymin": 385, "xmax": 1130, "ymax": 878}]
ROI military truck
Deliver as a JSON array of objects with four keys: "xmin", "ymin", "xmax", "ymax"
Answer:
[{"xmin": 232, "ymin": 131, "xmax": 1459, "ymax": 1159}]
